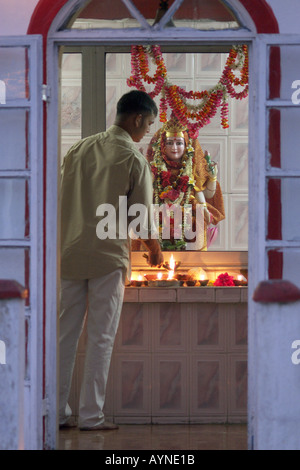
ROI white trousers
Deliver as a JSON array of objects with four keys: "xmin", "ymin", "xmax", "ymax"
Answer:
[{"xmin": 59, "ymin": 269, "xmax": 125, "ymax": 428}]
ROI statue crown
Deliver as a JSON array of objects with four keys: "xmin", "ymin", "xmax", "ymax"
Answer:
[{"xmin": 164, "ymin": 118, "xmax": 186, "ymax": 138}]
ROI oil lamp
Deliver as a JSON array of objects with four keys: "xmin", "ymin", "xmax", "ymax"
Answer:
[
  {"xmin": 145, "ymin": 254, "xmax": 181, "ymax": 287},
  {"xmin": 199, "ymin": 273, "xmax": 209, "ymax": 286},
  {"xmin": 130, "ymin": 273, "xmax": 143, "ymax": 287},
  {"xmin": 234, "ymin": 274, "xmax": 247, "ymax": 286}
]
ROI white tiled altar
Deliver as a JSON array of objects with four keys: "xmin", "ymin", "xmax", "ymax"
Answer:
[{"xmin": 68, "ymin": 286, "xmax": 247, "ymax": 424}]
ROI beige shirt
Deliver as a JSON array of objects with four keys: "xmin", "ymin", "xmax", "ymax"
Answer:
[{"xmin": 60, "ymin": 125, "xmax": 153, "ymax": 279}]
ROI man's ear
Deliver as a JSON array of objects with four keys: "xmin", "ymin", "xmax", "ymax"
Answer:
[{"xmin": 134, "ymin": 113, "xmax": 143, "ymax": 128}]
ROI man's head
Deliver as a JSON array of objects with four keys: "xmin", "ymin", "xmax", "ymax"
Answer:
[{"xmin": 115, "ymin": 90, "xmax": 158, "ymax": 142}]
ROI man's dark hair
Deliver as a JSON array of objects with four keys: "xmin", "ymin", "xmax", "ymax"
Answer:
[{"xmin": 117, "ymin": 90, "xmax": 158, "ymax": 117}]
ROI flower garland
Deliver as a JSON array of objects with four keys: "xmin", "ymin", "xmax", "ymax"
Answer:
[
  {"xmin": 150, "ymin": 130, "xmax": 196, "ymax": 250},
  {"xmin": 127, "ymin": 44, "xmax": 249, "ymax": 138},
  {"xmin": 152, "ymin": 134, "xmax": 195, "ymax": 205}
]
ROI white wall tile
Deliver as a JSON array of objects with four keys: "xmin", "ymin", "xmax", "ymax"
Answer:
[
  {"xmin": 228, "ymin": 136, "xmax": 249, "ymax": 193},
  {"xmin": 229, "ymin": 195, "xmax": 248, "ymax": 250}
]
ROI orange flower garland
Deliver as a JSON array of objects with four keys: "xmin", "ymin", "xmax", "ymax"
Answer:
[{"xmin": 127, "ymin": 44, "xmax": 249, "ymax": 138}]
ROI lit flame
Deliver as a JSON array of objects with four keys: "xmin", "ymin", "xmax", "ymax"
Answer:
[
  {"xmin": 169, "ymin": 255, "xmax": 175, "ymax": 271},
  {"xmin": 168, "ymin": 255, "xmax": 175, "ymax": 280},
  {"xmin": 237, "ymin": 274, "xmax": 243, "ymax": 281},
  {"xmin": 157, "ymin": 272, "xmax": 163, "ymax": 280},
  {"xmin": 131, "ymin": 272, "xmax": 143, "ymax": 281}
]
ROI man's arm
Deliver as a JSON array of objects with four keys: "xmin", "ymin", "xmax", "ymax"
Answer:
[{"xmin": 128, "ymin": 157, "xmax": 164, "ymax": 266}]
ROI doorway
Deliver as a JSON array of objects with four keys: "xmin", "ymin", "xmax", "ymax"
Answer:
[
  {"xmin": 58, "ymin": 41, "xmax": 249, "ymax": 433},
  {"xmin": 60, "ymin": 45, "xmax": 249, "ymax": 254},
  {"xmin": 43, "ymin": 0, "xmax": 263, "ymax": 450}
]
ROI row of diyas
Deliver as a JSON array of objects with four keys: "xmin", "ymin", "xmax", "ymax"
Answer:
[
  {"xmin": 131, "ymin": 254, "xmax": 183, "ymax": 287},
  {"xmin": 130, "ymin": 254, "xmax": 247, "ymax": 287}
]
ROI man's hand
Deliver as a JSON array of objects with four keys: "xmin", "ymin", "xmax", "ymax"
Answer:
[
  {"xmin": 140, "ymin": 239, "xmax": 164, "ymax": 267},
  {"xmin": 147, "ymin": 250, "xmax": 164, "ymax": 267}
]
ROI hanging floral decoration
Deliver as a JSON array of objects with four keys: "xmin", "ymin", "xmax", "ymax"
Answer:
[{"xmin": 127, "ymin": 44, "xmax": 248, "ymax": 138}]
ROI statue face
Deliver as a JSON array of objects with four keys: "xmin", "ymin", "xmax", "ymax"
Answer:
[{"xmin": 165, "ymin": 137, "xmax": 185, "ymax": 161}]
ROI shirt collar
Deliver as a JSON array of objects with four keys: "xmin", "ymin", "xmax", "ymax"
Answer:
[{"xmin": 108, "ymin": 125, "xmax": 133, "ymax": 143}]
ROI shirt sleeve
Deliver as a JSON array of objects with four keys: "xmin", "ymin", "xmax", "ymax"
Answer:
[{"xmin": 127, "ymin": 156, "xmax": 155, "ymax": 240}]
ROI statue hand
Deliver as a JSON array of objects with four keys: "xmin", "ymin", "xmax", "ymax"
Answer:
[
  {"xmin": 207, "ymin": 161, "xmax": 218, "ymax": 178},
  {"xmin": 204, "ymin": 151, "xmax": 218, "ymax": 178}
]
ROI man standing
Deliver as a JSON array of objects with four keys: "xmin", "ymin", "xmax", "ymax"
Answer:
[{"xmin": 59, "ymin": 90, "xmax": 163, "ymax": 431}]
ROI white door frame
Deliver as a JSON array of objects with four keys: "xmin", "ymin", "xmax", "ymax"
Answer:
[
  {"xmin": 0, "ymin": 35, "xmax": 44, "ymax": 450},
  {"xmin": 248, "ymin": 33, "xmax": 300, "ymax": 449},
  {"xmin": 44, "ymin": 0, "xmax": 261, "ymax": 450}
]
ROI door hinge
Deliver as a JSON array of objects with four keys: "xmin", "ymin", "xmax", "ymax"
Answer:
[{"xmin": 42, "ymin": 84, "xmax": 51, "ymax": 102}]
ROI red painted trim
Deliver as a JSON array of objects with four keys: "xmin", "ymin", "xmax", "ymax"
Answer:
[
  {"xmin": 0, "ymin": 280, "xmax": 28, "ymax": 300},
  {"xmin": 253, "ymin": 280, "xmax": 300, "ymax": 303},
  {"xmin": 27, "ymin": 0, "xmax": 280, "ymax": 40},
  {"xmin": 269, "ymin": 46, "xmax": 281, "ymax": 99},
  {"xmin": 268, "ymin": 109, "xmax": 281, "ymax": 168},
  {"xmin": 28, "ymin": 0, "xmax": 70, "ymax": 80},
  {"xmin": 267, "ymin": 178, "xmax": 282, "ymax": 241},
  {"xmin": 27, "ymin": 0, "xmax": 69, "ymax": 36},
  {"xmin": 24, "ymin": 248, "xmax": 30, "ymax": 308},
  {"xmin": 268, "ymin": 250, "xmax": 283, "ymax": 280},
  {"xmin": 267, "ymin": 105, "xmax": 283, "ymax": 280},
  {"xmin": 267, "ymin": 55, "xmax": 282, "ymax": 279},
  {"xmin": 239, "ymin": 0, "xmax": 279, "ymax": 33}
]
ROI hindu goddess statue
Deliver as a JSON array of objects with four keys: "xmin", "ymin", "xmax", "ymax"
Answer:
[{"xmin": 132, "ymin": 116, "xmax": 225, "ymax": 251}]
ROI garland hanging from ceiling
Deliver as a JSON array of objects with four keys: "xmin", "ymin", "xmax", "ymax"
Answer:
[{"xmin": 127, "ymin": 44, "xmax": 248, "ymax": 138}]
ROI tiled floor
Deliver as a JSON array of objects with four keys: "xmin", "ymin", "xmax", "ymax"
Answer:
[{"xmin": 59, "ymin": 424, "xmax": 248, "ymax": 450}]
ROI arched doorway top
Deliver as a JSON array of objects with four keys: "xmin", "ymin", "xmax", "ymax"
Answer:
[{"xmin": 27, "ymin": 0, "xmax": 279, "ymax": 37}]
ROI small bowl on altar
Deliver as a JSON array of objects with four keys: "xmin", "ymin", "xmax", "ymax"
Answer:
[
  {"xmin": 186, "ymin": 280, "xmax": 197, "ymax": 286},
  {"xmin": 199, "ymin": 279, "xmax": 209, "ymax": 286},
  {"xmin": 148, "ymin": 279, "xmax": 181, "ymax": 287},
  {"xmin": 175, "ymin": 274, "xmax": 190, "ymax": 282},
  {"xmin": 144, "ymin": 273, "xmax": 168, "ymax": 281},
  {"xmin": 233, "ymin": 279, "xmax": 248, "ymax": 286},
  {"xmin": 130, "ymin": 280, "xmax": 143, "ymax": 287}
]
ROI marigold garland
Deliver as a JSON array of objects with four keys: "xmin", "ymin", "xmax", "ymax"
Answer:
[{"xmin": 127, "ymin": 44, "xmax": 249, "ymax": 138}]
